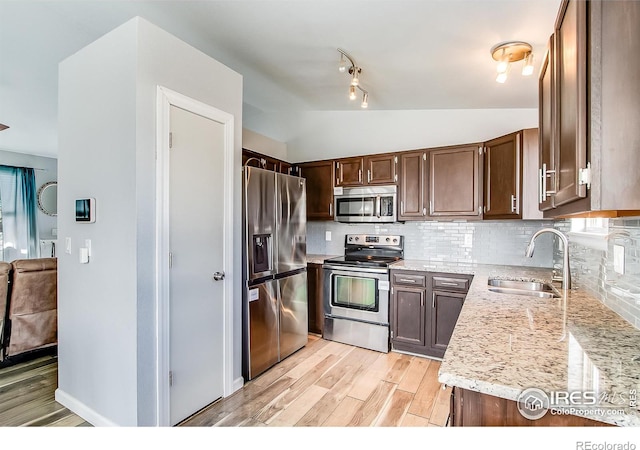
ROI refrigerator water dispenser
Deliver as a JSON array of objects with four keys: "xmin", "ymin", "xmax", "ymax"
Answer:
[{"xmin": 252, "ymin": 234, "xmax": 272, "ymax": 274}]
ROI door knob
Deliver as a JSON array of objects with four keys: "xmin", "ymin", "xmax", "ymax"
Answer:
[{"xmin": 212, "ymin": 271, "xmax": 225, "ymax": 281}]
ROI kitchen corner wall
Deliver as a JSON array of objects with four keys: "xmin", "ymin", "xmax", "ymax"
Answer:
[
  {"xmin": 555, "ymin": 218, "xmax": 640, "ymax": 330},
  {"xmin": 308, "ymin": 220, "xmax": 555, "ymax": 268}
]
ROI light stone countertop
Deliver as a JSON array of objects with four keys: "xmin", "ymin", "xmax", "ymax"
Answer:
[
  {"xmin": 305, "ymin": 254, "xmax": 340, "ymax": 265},
  {"xmin": 390, "ymin": 260, "xmax": 640, "ymax": 427}
]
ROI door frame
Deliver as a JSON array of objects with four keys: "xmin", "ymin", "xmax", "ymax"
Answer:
[{"xmin": 155, "ymin": 86, "xmax": 235, "ymax": 426}]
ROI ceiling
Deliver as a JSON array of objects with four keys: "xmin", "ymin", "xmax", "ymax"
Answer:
[{"xmin": 0, "ymin": 0, "xmax": 561, "ymax": 158}]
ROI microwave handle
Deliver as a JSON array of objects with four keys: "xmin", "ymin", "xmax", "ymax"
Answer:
[{"xmin": 376, "ymin": 195, "xmax": 381, "ymax": 218}]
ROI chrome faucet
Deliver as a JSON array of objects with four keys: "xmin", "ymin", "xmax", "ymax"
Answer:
[{"xmin": 525, "ymin": 228, "xmax": 571, "ymax": 291}]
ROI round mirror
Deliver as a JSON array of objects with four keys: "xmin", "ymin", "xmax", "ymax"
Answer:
[{"xmin": 37, "ymin": 181, "xmax": 57, "ymax": 216}]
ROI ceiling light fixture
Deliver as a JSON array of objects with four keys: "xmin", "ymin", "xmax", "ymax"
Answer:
[
  {"xmin": 490, "ymin": 41, "xmax": 534, "ymax": 83},
  {"xmin": 337, "ymin": 48, "xmax": 369, "ymax": 109},
  {"xmin": 0, "ymin": 123, "xmax": 8, "ymax": 131}
]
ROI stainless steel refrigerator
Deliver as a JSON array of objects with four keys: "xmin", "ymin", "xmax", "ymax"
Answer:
[{"xmin": 242, "ymin": 166, "xmax": 308, "ymax": 381}]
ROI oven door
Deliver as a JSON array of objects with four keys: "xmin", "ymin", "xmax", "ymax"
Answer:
[{"xmin": 323, "ymin": 266, "xmax": 390, "ymax": 324}]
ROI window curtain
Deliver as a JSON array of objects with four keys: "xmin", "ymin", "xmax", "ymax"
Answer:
[{"xmin": 0, "ymin": 166, "xmax": 39, "ymax": 261}]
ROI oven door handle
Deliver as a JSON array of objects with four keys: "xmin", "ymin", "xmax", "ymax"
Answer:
[
  {"xmin": 322, "ymin": 265, "xmax": 389, "ymax": 275},
  {"xmin": 376, "ymin": 195, "xmax": 381, "ymax": 218}
]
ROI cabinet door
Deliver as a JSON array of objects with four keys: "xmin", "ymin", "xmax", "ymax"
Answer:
[
  {"xmin": 538, "ymin": 37, "xmax": 556, "ymax": 211},
  {"xmin": 306, "ymin": 263, "xmax": 324, "ymax": 335},
  {"xmin": 335, "ymin": 157, "xmax": 364, "ymax": 186},
  {"xmin": 428, "ymin": 145, "xmax": 482, "ymax": 219},
  {"xmin": 365, "ymin": 153, "xmax": 397, "ymax": 185},
  {"xmin": 398, "ymin": 151, "xmax": 427, "ymax": 220},
  {"xmin": 298, "ymin": 160, "xmax": 334, "ymax": 220},
  {"xmin": 483, "ymin": 132, "xmax": 521, "ymax": 219},
  {"xmin": 392, "ymin": 286, "xmax": 427, "ymax": 348},
  {"xmin": 279, "ymin": 161, "xmax": 292, "ymax": 175},
  {"xmin": 428, "ymin": 290, "xmax": 466, "ymax": 358},
  {"xmin": 553, "ymin": 0, "xmax": 588, "ymax": 207}
]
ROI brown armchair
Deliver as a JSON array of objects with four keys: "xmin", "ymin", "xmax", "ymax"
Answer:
[
  {"xmin": 0, "ymin": 262, "xmax": 10, "ymax": 361},
  {"xmin": 5, "ymin": 258, "xmax": 57, "ymax": 357}
]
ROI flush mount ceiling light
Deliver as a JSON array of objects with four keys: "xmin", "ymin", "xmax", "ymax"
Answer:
[
  {"xmin": 491, "ymin": 41, "xmax": 534, "ymax": 83},
  {"xmin": 337, "ymin": 48, "xmax": 369, "ymax": 108}
]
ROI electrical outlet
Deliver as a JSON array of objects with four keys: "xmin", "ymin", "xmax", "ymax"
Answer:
[
  {"xmin": 614, "ymin": 244, "xmax": 625, "ymax": 274},
  {"xmin": 325, "ymin": 231, "xmax": 331, "ymax": 241},
  {"xmin": 464, "ymin": 234, "xmax": 473, "ymax": 247}
]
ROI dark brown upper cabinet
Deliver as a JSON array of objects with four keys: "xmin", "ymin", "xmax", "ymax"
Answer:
[
  {"xmin": 553, "ymin": 0, "xmax": 588, "ymax": 208},
  {"xmin": 538, "ymin": 36, "xmax": 556, "ymax": 212},
  {"xmin": 335, "ymin": 157, "xmax": 363, "ymax": 186},
  {"xmin": 365, "ymin": 153, "xmax": 397, "ymax": 185},
  {"xmin": 242, "ymin": 148, "xmax": 288, "ymax": 173},
  {"xmin": 397, "ymin": 150, "xmax": 427, "ymax": 220},
  {"xmin": 428, "ymin": 144, "xmax": 482, "ymax": 219},
  {"xmin": 483, "ymin": 131, "xmax": 522, "ymax": 220},
  {"xmin": 540, "ymin": 0, "xmax": 640, "ymax": 218},
  {"xmin": 297, "ymin": 160, "xmax": 335, "ymax": 221},
  {"xmin": 335, "ymin": 154, "xmax": 397, "ymax": 187}
]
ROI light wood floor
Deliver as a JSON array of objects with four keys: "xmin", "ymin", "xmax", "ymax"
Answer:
[
  {"xmin": 181, "ymin": 334, "xmax": 452, "ymax": 427},
  {"xmin": 0, "ymin": 354, "xmax": 89, "ymax": 427},
  {"xmin": 0, "ymin": 335, "xmax": 451, "ymax": 427}
]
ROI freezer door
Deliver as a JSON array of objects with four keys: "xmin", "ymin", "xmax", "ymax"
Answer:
[
  {"xmin": 278, "ymin": 271, "xmax": 308, "ymax": 361},
  {"xmin": 245, "ymin": 167, "xmax": 276, "ymax": 281},
  {"xmin": 244, "ymin": 279, "xmax": 279, "ymax": 380},
  {"xmin": 275, "ymin": 173, "xmax": 307, "ymax": 274}
]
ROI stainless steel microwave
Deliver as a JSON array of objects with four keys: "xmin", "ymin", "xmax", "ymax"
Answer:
[{"xmin": 334, "ymin": 185, "xmax": 397, "ymax": 223}]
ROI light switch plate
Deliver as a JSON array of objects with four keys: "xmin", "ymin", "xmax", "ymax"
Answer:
[
  {"xmin": 325, "ymin": 231, "xmax": 331, "ymax": 241},
  {"xmin": 614, "ymin": 244, "xmax": 625, "ymax": 274},
  {"xmin": 65, "ymin": 237, "xmax": 72, "ymax": 254},
  {"xmin": 464, "ymin": 234, "xmax": 473, "ymax": 247}
]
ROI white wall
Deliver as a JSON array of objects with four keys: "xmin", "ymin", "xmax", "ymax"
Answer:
[
  {"xmin": 244, "ymin": 108, "xmax": 538, "ymax": 163},
  {"xmin": 242, "ymin": 128, "xmax": 287, "ymax": 161},
  {"xmin": 0, "ymin": 150, "xmax": 57, "ymax": 245},
  {"xmin": 57, "ymin": 17, "xmax": 242, "ymax": 426}
]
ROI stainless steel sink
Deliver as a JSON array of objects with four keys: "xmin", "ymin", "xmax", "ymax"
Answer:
[{"xmin": 487, "ymin": 278, "xmax": 561, "ymax": 298}]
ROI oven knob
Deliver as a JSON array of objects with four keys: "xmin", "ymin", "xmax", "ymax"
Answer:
[
  {"xmin": 348, "ymin": 237, "xmax": 353, "ymax": 242},
  {"xmin": 386, "ymin": 237, "xmax": 390, "ymax": 242},
  {"xmin": 393, "ymin": 238, "xmax": 398, "ymax": 243},
  {"xmin": 355, "ymin": 237, "xmax": 359, "ymax": 241}
]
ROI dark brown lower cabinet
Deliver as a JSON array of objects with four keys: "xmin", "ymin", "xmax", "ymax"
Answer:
[
  {"xmin": 450, "ymin": 387, "xmax": 613, "ymax": 427},
  {"xmin": 429, "ymin": 290, "xmax": 466, "ymax": 358},
  {"xmin": 391, "ymin": 270, "xmax": 472, "ymax": 358},
  {"xmin": 306, "ymin": 263, "xmax": 324, "ymax": 335}
]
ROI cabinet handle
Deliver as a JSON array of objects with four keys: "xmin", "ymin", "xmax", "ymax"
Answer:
[
  {"xmin": 538, "ymin": 168, "xmax": 544, "ymax": 204},
  {"xmin": 510, "ymin": 194, "xmax": 517, "ymax": 213},
  {"xmin": 439, "ymin": 281, "xmax": 460, "ymax": 287},
  {"xmin": 432, "ymin": 292, "xmax": 436, "ymax": 309},
  {"xmin": 400, "ymin": 201, "xmax": 404, "ymax": 215},
  {"xmin": 421, "ymin": 296, "xmax": 424, "ymax": 307},
  {"xmin": 399, "ymin": 278, "xmax": 417, "ymax": 283},
  {"xmin": 367, "ymin": 169, "xmax": 371, "ymax": 183},
  {"xmin": 358, "ymin": 169, "xmax": 362, "ymax": 183},
  {"xmin": 329, "ymin": 203, "xmax": 332, "ymax": 217},
  {"xmin": 541, "ymin": 163, "xmax": 557, "ymax": 201}
]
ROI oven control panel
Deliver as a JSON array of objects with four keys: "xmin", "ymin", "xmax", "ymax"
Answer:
[{"xmin": 345, "ymin": 234, "xmax": 402, "ymax": 246}]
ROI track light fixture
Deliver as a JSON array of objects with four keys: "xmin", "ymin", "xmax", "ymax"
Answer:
[
  {"xmin": 491, "ymin": 41, "xmax": 534, "ymax": 83},
  {"xmin": 337, "ymin": 48, "xmax": 369, "ymax": 108}
]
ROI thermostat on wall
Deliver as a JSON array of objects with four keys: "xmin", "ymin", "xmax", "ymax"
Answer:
[{"xmin": 75, "ymin": 198, "xmax": 96, "ymax": 223}]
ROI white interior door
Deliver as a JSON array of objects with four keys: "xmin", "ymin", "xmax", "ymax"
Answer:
[{"xmin": 169, "ymin": 104, "xmax": 225, "ymax": 425}]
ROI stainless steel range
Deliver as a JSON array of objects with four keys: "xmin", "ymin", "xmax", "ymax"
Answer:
[{"xmin": 322, "ymin": 234, "xmax": 404, "ymax": 353}]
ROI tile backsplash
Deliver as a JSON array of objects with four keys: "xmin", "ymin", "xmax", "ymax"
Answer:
[
  {"xmin": 555, "ymin": 218, "xmax": 640, "ymax": 330},
  {"xmin": 307, "ymin": 220, "xmax": 556, "ymax": 268}
]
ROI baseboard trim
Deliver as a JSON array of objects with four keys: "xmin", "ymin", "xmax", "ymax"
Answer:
[
  {"xmin": 55, "ymin": 388, "xmax": 119, "ymax": 427},
  {"xmin": 231, "ymin": 376, "xmax": 244, "ymax": 394}
]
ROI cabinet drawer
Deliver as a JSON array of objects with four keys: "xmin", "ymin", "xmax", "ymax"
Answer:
[
  {"xmin": 392, "ymin": 272, "xmax": 427, "ymax": 287},
  {"xmin": 433, "ymin": 276, "xmax": 470, "ymax": 292}
]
